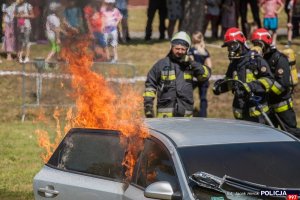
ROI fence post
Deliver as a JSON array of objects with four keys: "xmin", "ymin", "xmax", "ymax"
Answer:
[
  {"xmin": 36, "ymin": 72, "xmax": 42, "ymax": 105},
  {"xmin": 34, "ymin": 58, "xmax": 46, "ymax": 106},
  {"xmin": 21, "ymin": 62, "xmax": 26, "ymax": 122}
]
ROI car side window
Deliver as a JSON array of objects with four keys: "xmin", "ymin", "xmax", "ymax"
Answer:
[
  {"xmin": 135, "ymin": 138, "xmax": 179, "ymax": 192},
  {"xmin": 48, "ymin": 131, "xmax": 125, "ymax": 180}
]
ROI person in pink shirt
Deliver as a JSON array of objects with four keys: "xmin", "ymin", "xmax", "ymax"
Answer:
[
  {"xmin": 101, "ymin": 0, "xmax": 122, "ymax": 63},
  {"xmin": 260, "ymin": 0, "xmax": 284, "ymax": 46}
]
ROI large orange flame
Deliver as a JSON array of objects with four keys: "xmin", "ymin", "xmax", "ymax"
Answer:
[{"xmin": 36, "ymin": 36, "xmax": 149, "ymax": 180}]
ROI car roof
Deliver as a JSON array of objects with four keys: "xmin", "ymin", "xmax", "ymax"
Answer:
[{"xmin": 145, "ymin": 118, "xmax": 295, "ymax": 147}]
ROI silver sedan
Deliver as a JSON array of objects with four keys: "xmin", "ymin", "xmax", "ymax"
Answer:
[{"xmin": 33, "ymin": 118, "xmax": 300, "ymax": 200}]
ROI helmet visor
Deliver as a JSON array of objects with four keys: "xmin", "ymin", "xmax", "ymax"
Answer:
[
  {"xmin": 227, "ymin": 41, "xmax": 240, "ymax": 53},
  {"xmin": 252, "ymin": 40, "xmax": 265, "ymax": 49}
]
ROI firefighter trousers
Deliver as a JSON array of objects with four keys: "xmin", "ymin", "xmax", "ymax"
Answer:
[{"xmin": 270, "ymin": 108, "xmax": 300, "ymax": 138}]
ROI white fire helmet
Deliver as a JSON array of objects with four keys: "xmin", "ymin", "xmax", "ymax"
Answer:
[{"xmin": 171, "ymin": 31, "xmax": 191, "ymax": 49}]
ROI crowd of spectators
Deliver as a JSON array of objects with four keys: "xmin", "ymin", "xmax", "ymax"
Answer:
[
  {"xmin": 0, "ymin": 0, "xmax": 127, "ymax": 63},
  {"xmin": 145, "ymin": 0, "xmax": 300, "ymax": 47}
]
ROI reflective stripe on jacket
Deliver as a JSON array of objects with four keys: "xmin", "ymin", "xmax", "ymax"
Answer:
[{"xmin": 271, "ymin": 98, "xmax": 293, "ymax": 113}]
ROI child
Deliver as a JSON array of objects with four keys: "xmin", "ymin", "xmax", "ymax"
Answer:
[
  {"xmin": 63, "ymin": 0, "xmax": 83, "ymax": 35},
  {"xmin": 15, "ymin": 0, "xmax": 34, "ymax": 63},
  {"xmin": 45, "ymin": 2, "xmax": 65, "ymax": 62},
  {"xmin": 260, "ymin": 0, "xmax": 284, "ymax": 46},
  {"xmin": 101, "ymin": 0, "xmax": 122, "ymax": 63},
  {"xmin": 189, "ymin": 31, "xmax": 212, "ymax": 117},
  {"xmin": 84, "ymin": 0, "xmax": 106, "ymax": 61}
]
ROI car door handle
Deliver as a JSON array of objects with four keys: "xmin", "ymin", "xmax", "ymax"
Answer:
[{"xmin": 38, "ymin": 187, "xmax": 59, "ymax": 198}]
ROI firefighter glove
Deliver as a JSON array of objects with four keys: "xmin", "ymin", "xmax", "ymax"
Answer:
[
  {"xmin": 212, "ymin": 79, "xmax": 224, "ymax": 95},
  {"xmin": 234, "ymin": 83, "xmax": 252, "ymax": 98},
  {"xmin": 235, "ymin": 89, "xmax": 246, "ymax": 98},
  {"xmin": 190, "ymin": 62, "xmax": 203, "ymax": 73},
  {"xmin": 144, "ymin": 105, "xmax": 154, "ymax": 118}
]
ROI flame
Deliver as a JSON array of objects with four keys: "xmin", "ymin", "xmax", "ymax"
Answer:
[
  {"xmin": 36, "ymin": 36, "xmax": 149, "ymax": 180},
  {"xmin": 64, "ymin": 107, "xmax": 75, "ymax": 134},
  {"xmin": 35, "ymin": 107, "xmax": 67, "ymax": 162},
  {"xmin": 147, "ymin": 171, "xmax": 157, "ymax": 183},
  {"xmin": 35, "ymin": 129, "xmax": 52, "ymax": 162},
  {"xmin": 53, "ymin": 107, "xmax": 63, "ymax": 146}
]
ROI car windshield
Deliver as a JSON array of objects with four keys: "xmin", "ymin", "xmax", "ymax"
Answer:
[{"xmin": 178, "ymin": 141, "xmax": 300, "ymax": 199}]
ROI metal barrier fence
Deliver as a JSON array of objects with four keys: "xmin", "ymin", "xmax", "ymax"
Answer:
[
  {"xmin": 2, "ymin": 60, "xmax": 298, "ymax": 121},
  {"xmin": 17, "ymin": 59, "xmax": 136, "ymax": 121}
]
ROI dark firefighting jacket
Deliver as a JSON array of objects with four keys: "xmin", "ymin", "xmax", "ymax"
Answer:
[
  {"xmin": 264, "ymin": 49, "xmax": 293, "ymax": 113},
  {"xmin": 221, "ymin": 50, "xmax": 274, "ymax": 119},
  {"xmin": 143, "ymin": 54, "xmax": 211, "ymax": 117}
]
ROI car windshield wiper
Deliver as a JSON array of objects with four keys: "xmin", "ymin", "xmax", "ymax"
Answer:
[
  {"xmin": 189, "ymin": 171, "xmax": 223, "ymax": 193},
  {"xmin": 190, "ymin": 171, "xmax": 299, "ymax": 199}
]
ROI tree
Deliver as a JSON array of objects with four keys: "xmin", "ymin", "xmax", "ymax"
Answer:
[{"xmin": 180, "ymin": 0, "xmax": 205, "ymax": 34}]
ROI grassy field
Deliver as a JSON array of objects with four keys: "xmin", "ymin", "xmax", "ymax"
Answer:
[
  {"xmin": 1, "ymin": 6, "xmax": 300, "ymax": 200},
  {"xmin": 0, "ymin": 122, "xmax": 43, "ymax": 200}
]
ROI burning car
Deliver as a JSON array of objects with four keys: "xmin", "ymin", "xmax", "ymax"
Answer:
[{"xmin": 33, "ymin": 118, "xmax": 300, "ymax": 200}]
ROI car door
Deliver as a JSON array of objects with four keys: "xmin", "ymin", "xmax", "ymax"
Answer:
[
  {"xmin": 33, "ymin": 128, "xmax": 125, "ymax": 200},
  {"xmin": 123, "ymin": 137, "xmax": 181, "ymax": 200}
]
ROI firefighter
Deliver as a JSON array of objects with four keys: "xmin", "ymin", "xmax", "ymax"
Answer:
[
  {"xmin": 251, "ymin": 28, "xmax": 300, "ymax": 137},
  {"xmin": 143, "ymin": 31, "xmax": 211, "ymax": 118},
  {"xmin": 213, "ymin": 27, "xmax": 274, "ymax": 124}
]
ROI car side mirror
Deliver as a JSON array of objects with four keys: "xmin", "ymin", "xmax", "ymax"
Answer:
[{"xmin": 144, "ymin": 181, "xmax": 181, "ymax": 200}]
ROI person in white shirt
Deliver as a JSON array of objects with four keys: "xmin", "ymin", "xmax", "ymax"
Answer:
[
  {"xmin": 101, "ymin": 0, "xmax": 122, "ymax": 63},
  {"xmin": 45, "ymin": 2, "xmax": 65, "ymax": 62}
]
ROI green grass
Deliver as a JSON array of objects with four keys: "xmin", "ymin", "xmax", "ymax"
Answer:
[
  {"xmin": 0, "ymin": 122, "xmax": 44, "ymax": 200},
  {"xmin": 1, "ymin": 6, "xmax": 300, "ymax": 200},
  {"xmin": 0, "ymin": 120, "xmax": 63, "ymax": 200},
  {"xmin": 128, "ymin": 7, "xmax": 148, "ymax": 32}
]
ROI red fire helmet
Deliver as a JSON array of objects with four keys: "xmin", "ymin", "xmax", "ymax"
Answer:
[
  {"xmin": 251, "ymin": 28, "xmax": 272, "ymax": 45},
  {"xmin": 222, "ymin": 27, "xmax": 246, "ymax": 47}
]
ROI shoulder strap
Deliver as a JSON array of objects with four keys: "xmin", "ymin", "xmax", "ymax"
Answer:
[
  {"xmin": 167, "ymin": 56, "xmax": 175, "ymax": 78},
  {"xmin": 269, "ymin": 51, "xmax": 282, "ymax": 67},
  {"xmin": 159, "ymin": 57, "xmax": 176, "ymax": 92}
]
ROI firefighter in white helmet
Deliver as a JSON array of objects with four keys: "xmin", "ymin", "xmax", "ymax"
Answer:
[{"xmin": 143, "ymin": 31, "xmax": 211, "ymax": 118}]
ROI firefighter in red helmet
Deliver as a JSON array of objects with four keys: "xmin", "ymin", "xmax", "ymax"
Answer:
[
  {"xmin": 213, "ymin": 27, "xmax": 274, "ymax": 124},
  {"xmin": 251, "ymin": 28, "xmax": 300, "ymax": 137}
]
